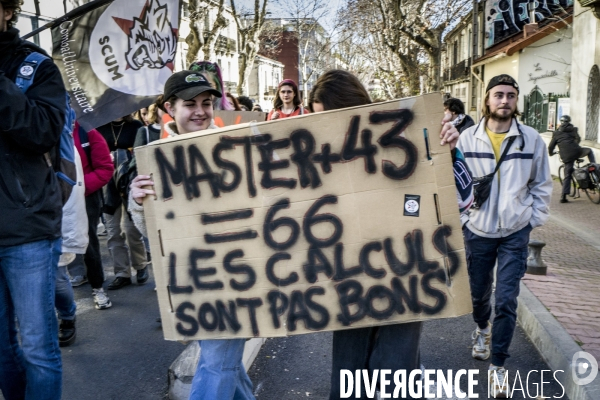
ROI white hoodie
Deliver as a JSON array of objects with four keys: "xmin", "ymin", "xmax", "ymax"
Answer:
[
  {"xmin": 59, "ymin": 149, "xmax": 89, "ymax": 266},
  {"xmin": 128, "ymin": 120, "xmax": 218, "ymax": 238},
  {"xmin": 456, "ymin": 118, "xmax": 552, "ymax": 238}
]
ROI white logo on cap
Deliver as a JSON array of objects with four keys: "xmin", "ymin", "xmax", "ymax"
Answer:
[{"xmin": 185, "ymin": 74, "xmax": 207, "ymax": 83}]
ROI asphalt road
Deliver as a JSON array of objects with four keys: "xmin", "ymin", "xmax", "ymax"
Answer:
[
  {"xmin": 248, "ymin": 316, "xmax": 568, "ymax": 400},
  {"xmin": 59, "ymin": 235, "xmax": 185, "ymax": 400},
  {"xmin": 1, "ymin": 233, "xmax": 566, "ymax": 400}
]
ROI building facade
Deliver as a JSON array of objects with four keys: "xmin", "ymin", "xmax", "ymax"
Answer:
[
  {"xmin": 14, "ymin": 1, "xmax": 76, "ymax": 53},
  {"xmin": 463, "ymin": 0, "xmax": 574, "ymax": 133},
  {"xmin": 263, "ymin": 18, "xmax": 328, "ymax": 103},
  {"xmin": 442, "ymin": 15, "xmax": 474, "ymax": 108},
  {"xmin": 248, "ymin": 55, "xmax": 285, "ymax": 112},
  {"xmin": 177, "ymin": 1, "xmax": 240, "ymax": 94},
  {"xmin": 571, "ymin": 0, "xmax": 600, "ymax": 144}
]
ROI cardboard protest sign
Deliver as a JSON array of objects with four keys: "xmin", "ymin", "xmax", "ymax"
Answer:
[
  {"xmin": 214, "ymin": 111, "xmax": 267, "ymax": 127},
  {"xmin": 136, "ymin": 93, "xmax": 472, "ymax": 341}
]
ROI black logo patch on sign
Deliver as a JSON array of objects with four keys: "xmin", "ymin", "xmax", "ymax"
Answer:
[{"xmin": 404, "ymin": 195, "xmax": 420, "ymax": 217}]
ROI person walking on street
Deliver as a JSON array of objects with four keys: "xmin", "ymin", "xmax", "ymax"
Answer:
[
  {"xmin": 267, "ymin": 79, "xmax": 309, "ymax": 120},
  {"xmin": 309, "ymin": 70, "xmax": 465, "ymax": 400},
  {"xmin": 56, "ymin": 149, "xmax": 88, "ymax": 347},
  {"xmin": 308, "ymin": 70, "xmax": 423, "ymax": 400},
  {"xmin": 129, "ymin": 70, "xmax": 256, "ymax": 400},
  {"xmin": 97, "ymin": 116, "xmax": 149, "ymax": 290},
  {"xmin": 133, "ymin": 97, "xmax": 165, "ymax": 149},
  {"xmin": 0, "ymin": 1, "xmax": 66, "ymax": 397},
  {"xmin": 548, "ymin": 115, "xmax": 597, "ymax": 203},
  {"xmin": 443, "ymin": 97, "xmax": 475, "ymax": 133},
  {"xmin": 456, "ymin": 74, "xmax": 552, "ymax": 398},
  {"xmin": 68, "ymin": 121, "xmax": 114, "ymax": 308}
]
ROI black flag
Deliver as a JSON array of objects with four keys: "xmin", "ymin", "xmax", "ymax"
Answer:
[{"xmin": 52, "ymin": 0, "xmax": 181, "ymax": 130}]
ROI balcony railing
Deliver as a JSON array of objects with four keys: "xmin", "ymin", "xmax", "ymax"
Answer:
[
  {"xmin": 443, "ymin": 57, "xmax": 472, "ymax": 82},
  {"xmin": 202, "ymin": 31, "xmax": 237, "ymax": 54}
]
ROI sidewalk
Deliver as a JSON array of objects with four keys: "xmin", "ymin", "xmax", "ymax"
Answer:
[{"xmin": 520, "ymin": 178, "xmax": 600, "ymax": 399}]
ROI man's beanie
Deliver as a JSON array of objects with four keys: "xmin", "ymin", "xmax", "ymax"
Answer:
[{"xmin": 486, "ymin": 74, "xmax": 519, "ymax": 94}]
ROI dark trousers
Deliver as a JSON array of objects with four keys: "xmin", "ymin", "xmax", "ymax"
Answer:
[
  {"xmin": 329, "ymin": 322, "xmax": 422, "ymax": 399},
  {"xmin": 563, "ymin": 148, "xmax": 597, "ymax": 194},
  {"xmin": 464, "ymin": 224, "xmax": 532, "ymax": 367},
  {"xmin": 69, "ymin": 191, "xmax": 104, "ymax": 289}
]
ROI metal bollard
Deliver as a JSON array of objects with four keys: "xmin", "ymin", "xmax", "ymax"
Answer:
[{"xmin": 526, "ymin": 240, "xmax": 547, "ymax": 275}]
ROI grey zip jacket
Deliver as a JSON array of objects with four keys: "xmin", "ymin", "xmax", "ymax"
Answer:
[{"xmin": 456, "ymin": 118, "xmax": 552, "ymax": 238}]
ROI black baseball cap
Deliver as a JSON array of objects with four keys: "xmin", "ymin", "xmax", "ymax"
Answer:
[
  {"xmin": 486, "ymin": 74, "xmax": 519, "ymax": 94},
  {"xmin": 163, "ymin": 70, "xmax": 222, "ymax": 101}
]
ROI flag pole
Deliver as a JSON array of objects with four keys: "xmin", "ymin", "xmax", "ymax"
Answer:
[{"xmin": 21, "ymin": 0, "xmax": 114, "ymax": 40}]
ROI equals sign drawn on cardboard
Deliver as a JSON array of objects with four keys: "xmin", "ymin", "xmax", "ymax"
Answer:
[{"xmin": 201, "ymin": 209, "xmax": 258, "ymax": 243}]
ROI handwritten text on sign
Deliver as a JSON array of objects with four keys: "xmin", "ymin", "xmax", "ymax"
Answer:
[{"xmin": 137, "ymin": 94, "xmax": 472, "ymax": 340}]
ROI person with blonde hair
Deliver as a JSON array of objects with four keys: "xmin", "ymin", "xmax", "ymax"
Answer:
[{"xmin": 133, "ymin": 95, "xmax": 166, "ymax": 148}]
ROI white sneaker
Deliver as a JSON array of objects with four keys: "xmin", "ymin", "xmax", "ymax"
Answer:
[
  {"xmin": 92, "ymin": 288, "xmax": 112, "ymax": 310},
  {"xmin": 489, "ymin": 365, "xmax": 510, "ymax": 398},
  {"xmin": 472, "ymin": 323, "xmax": 492, "ymax": 360},
  {"xmin": 70, "ymin": 275, "xmax": 88, "ymax": 287}
]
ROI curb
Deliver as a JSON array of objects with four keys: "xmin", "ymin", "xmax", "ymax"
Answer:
[
  {"xmin": 168, "ymin": 338, "xmax": 266, "ymax": 400},
  {"xmin": 517, "ymin": 282, "xmax": 600, "ymax": 400}
]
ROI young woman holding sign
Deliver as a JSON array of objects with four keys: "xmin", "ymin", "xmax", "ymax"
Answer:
[
  {"xmin": 307, "ymin": 69, "xmax": 424, "ymax": 399},
  {"xmin": 128, "ymin": 71, "xmax": 256, "ymax": 400}
]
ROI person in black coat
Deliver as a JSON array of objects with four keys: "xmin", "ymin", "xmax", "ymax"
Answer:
[
  {"xmin": 0, "ymin": 1, "xmax": 66, "ymax": 397},
  {"xmin": 548, "ymin": 115, "xmax": 597, "ymax": 203},
  {"xmin": 443, "ymin": 97, "xmax": 475, "ymax": 133},
  {"xmin": 97, "ymin": 116, "xmax": 149, "ymax": 289}
]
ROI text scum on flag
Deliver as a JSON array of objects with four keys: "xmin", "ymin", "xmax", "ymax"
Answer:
[{"xmin": 51, "ymin": 0, "xmax": 180, "ymax": 130}]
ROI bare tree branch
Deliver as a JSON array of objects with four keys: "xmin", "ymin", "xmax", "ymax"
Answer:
[{"xmin": 231, "ymin": 0, "xmax": 271, "ymax": 95}]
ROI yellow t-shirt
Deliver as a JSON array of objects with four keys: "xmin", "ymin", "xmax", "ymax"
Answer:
[{"xmin": 485, "ymin": 126, "xmax": 508, "ymax": 161}]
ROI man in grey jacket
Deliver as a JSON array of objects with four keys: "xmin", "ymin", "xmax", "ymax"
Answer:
[{"xmin": 456, "ymin": 74, "xmax": 552, "ymax": 398}]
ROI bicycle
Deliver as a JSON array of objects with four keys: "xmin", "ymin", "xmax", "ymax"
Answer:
[{"xmin": 557, "ymin": 156, "xmax": 600, "ymax": 204}]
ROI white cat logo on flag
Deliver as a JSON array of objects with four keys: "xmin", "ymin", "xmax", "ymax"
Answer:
[
  {"xmin": 123, "ymin": 0, "xmax": 177, "ymax": 70},
  {"xmin": 89, "ymin": 0, "xmax": 178, "ymax": 96}
]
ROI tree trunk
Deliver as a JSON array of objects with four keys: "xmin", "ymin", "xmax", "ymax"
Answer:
[
  {"xmin": 427, "ymin": 47, "xmax": 442, "ymax": 92},
  {"xmin": 186, "ymin": 25, "xmax": 203, "ymax": 66},
  {"xmin": 237, "ymin": 52, "xmax": 249, "ymax": 96},
  {"xmin": 185, "ymin": 0, "xmax": 204, "ymax": 66}
]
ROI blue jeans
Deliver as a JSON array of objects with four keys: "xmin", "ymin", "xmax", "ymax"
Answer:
[
  {"xmin": 0, "ymin": 238, "xmax": 62, "ymax": 400},
  {"xmin": 463, "ymin": 224, "xmax": 532, "ymax": 367},
  {"xmin": 329, "ymin": 322, "xmax": 423, "ymax": 400},
  {"xmin": 55, "ymin": 265, "xmax": 76, "ymax": 321},
  {"xmin": 189, "ymin": 339, "xmax": 255, "ymax": 400}
]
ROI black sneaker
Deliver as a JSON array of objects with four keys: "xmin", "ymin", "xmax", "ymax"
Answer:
[
  {"xmin": 107, "ymin": 276, "xmax": 132, "ymax": 290},
  {"xmin": 59, "ymin": 318, "xmax": 76, "ymax": 347},
  {"xmin": 136, "ymin": 267, "xmax": 149, "ymax": 284}
]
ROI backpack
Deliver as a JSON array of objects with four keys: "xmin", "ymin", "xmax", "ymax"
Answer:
[{"xmin": 15, "ymin": 52, "xmax": 77, "ymax": 205}]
